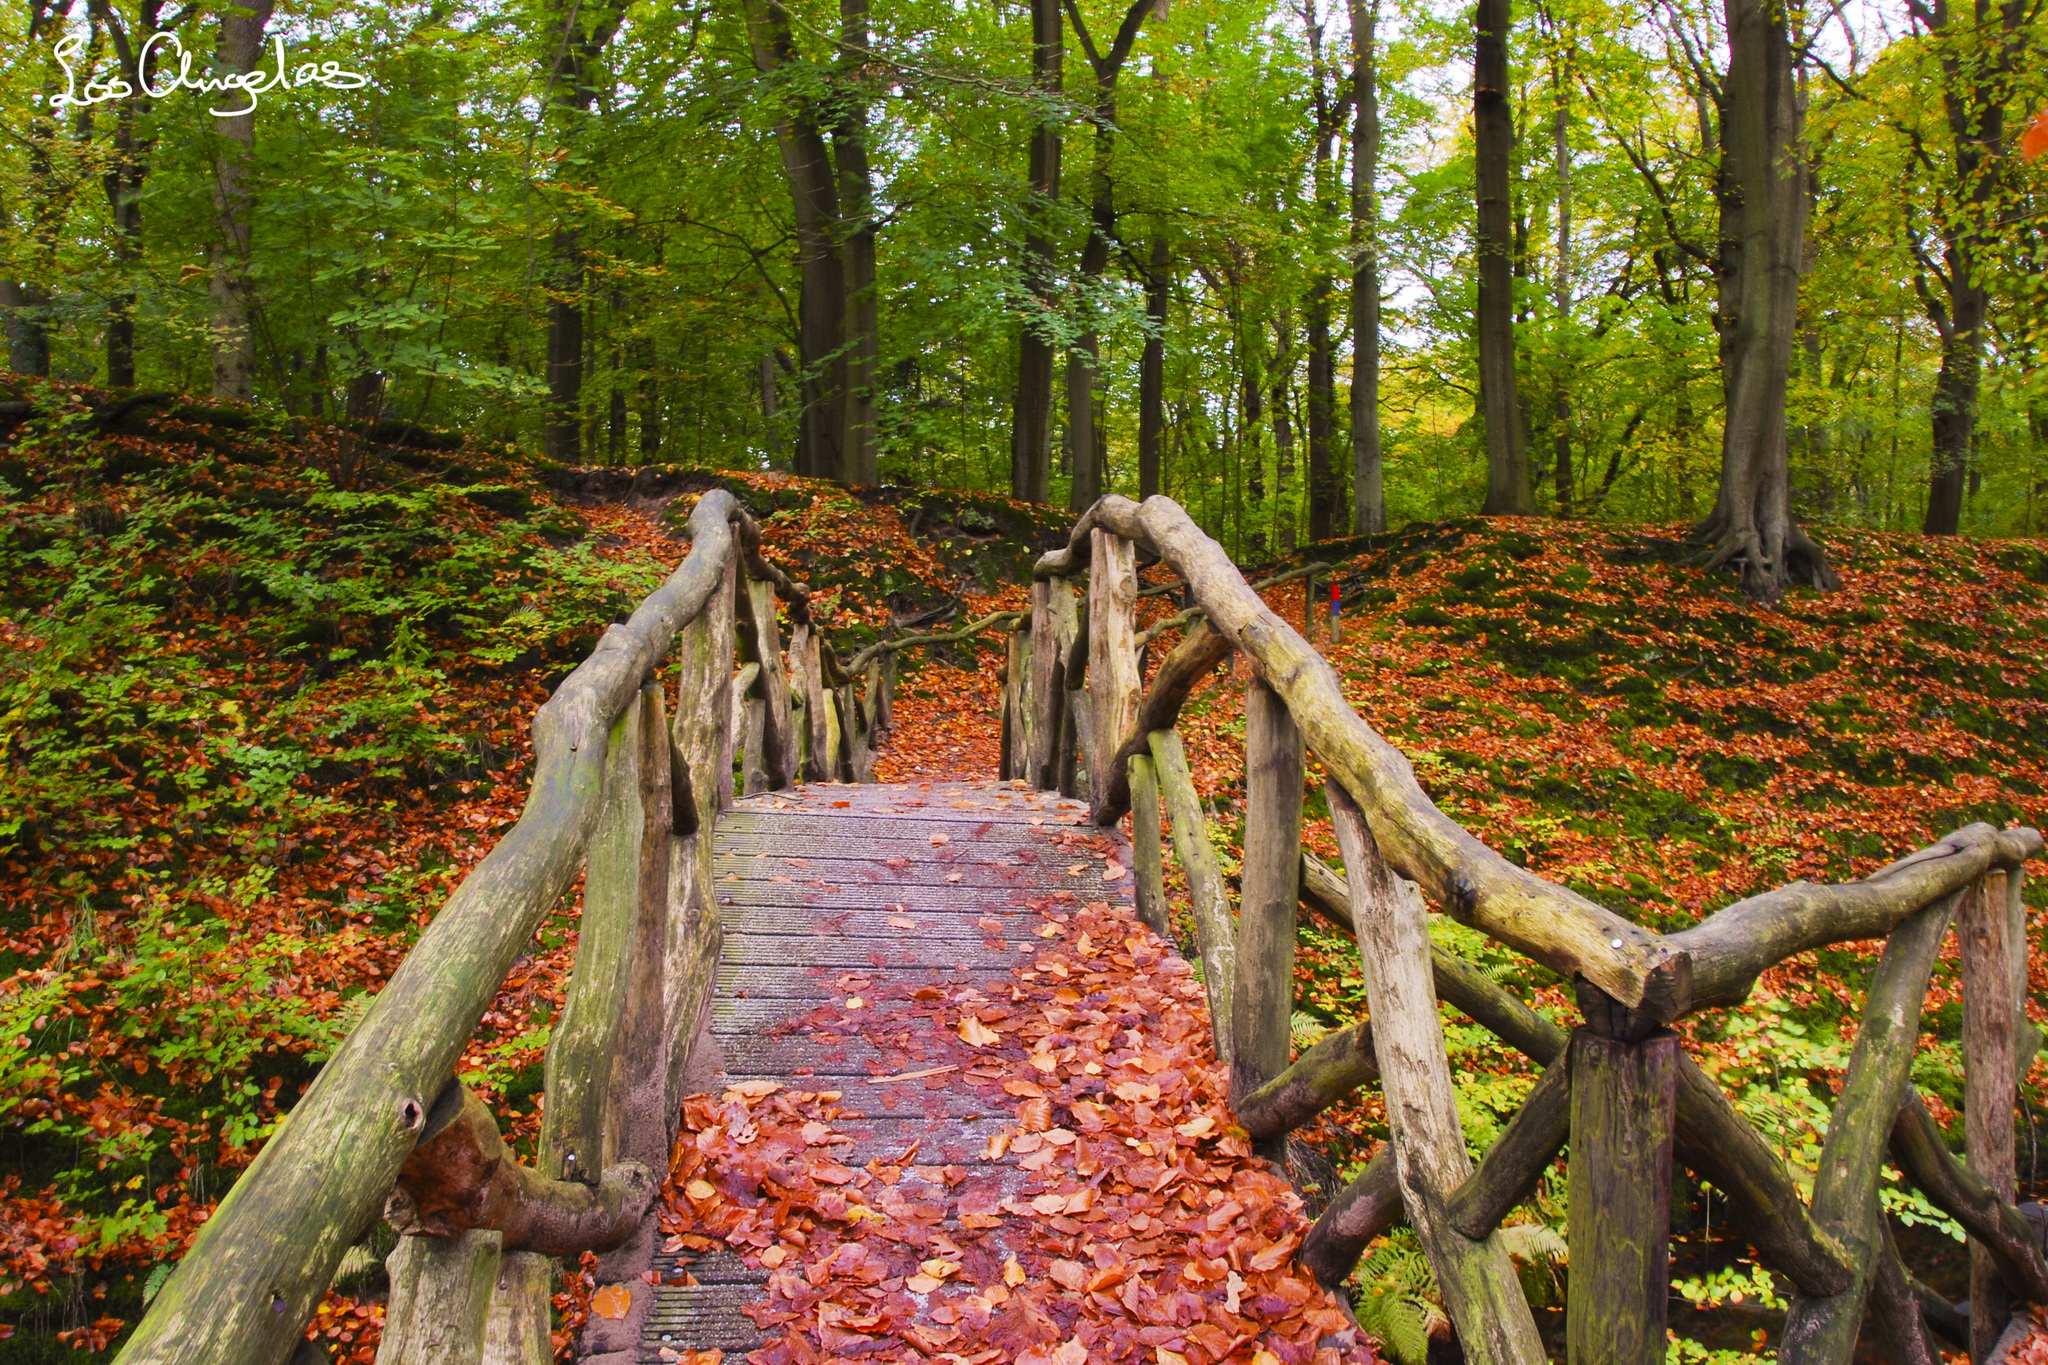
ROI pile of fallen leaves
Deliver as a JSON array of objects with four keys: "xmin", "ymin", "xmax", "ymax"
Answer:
[{"xmin": 657, "ymin": 895, "xmax": 1371, "ymax": 1365}]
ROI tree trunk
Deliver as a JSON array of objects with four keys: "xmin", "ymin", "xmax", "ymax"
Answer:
[
  {"xmin": 1917, "ymin": 0, "xmax": 2023, "ymax": 536},
  {"xmin": 744, "ymin": 0, "xmax": 847, "ymax": 483},
  {"xmin": 1139, "ymin": 235, "xmax": 1170, "ymax": 499},
  {"xmin": 1271, "ymin": 311, "xmax": 1298, "ymax": 552},
  {"xmin": 1474, "ymin": 0, "xmax": 1530, "ymax": 514},
  {"xmin": 1348, "ymin": 0, "xmax": 1384, "ymax": 533},
  {"xmin": 208, "ymin": 0, "xmax": 276, "ymax": 404},
  {"xmin": 1306, "ymin": 279, "xmax": 1340, "ymax": 540},
  {"xmin": 545, "ymin": 230, "xmax": 585, "ymax": 461},
  {"xmin": 1551, "ymin": 55, "xmax": 1573, "ymax": 516},
  {"xmin": 1010, "ymin": 0, "xmax": 1063, "ymax": 504},
  {"xmin": 1694, "ymin": 0, "xmax": 1835, "ymax": 599},
  {"xmin": 833, "ymin": 0, "xmax": 880, "ymax": 486}
]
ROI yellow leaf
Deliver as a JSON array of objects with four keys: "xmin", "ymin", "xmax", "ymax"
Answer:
[
  {"xmin": 959, "ymin": 1016, "xmax": 1000, "ymax": 1047},
  {"xmin": 1005, "ymin": 1256, "xmax": 1028, "ymax": 1286},
  {"xmin": 1174, "ymin": 1115, "xmax": 1216, "ymax": 1138},
  {"xmin": 1156, "ymin": 1351, "xmax": 1191, "ymax": 1365},
  {"xmin": 684, "ymin": 1180, "xmax": 717, "ymax": 1202}
]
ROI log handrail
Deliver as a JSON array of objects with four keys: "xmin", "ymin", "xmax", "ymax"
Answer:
[
  {"xmin": 117, "ymin": 490, "xmax": 886, "ymax": 1365},
  {"xmin": 1018, "ymin": 493, "xmax": 2043, "ymax": 1365}
]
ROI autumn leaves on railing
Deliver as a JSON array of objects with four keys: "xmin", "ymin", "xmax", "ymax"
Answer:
[{"xmin": 998, "ymin": 493, "xmax": 2043, "ymax": 1365}]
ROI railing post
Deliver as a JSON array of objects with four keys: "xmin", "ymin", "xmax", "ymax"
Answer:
[
  {"xmin": 742, "ymin": 577, "xmax": 793, "ymax": 789},
  {"xmin": 1564, "ymin": 1017, "xmax": 1679, "ymax": 1365},
  {"xmin": 1233, "ymin": 679, "xmax": 1305, "ymax": 1159},
  {"xmin": 378, "ymin": 1229, "xmax": 502, "ymax": 1365},
  {"xmin": 1126, "ymin": 751, "xmax": 1169, "ymax": 936},
  {"xmin": 1148, "ymin": 728, "xmax": 1236, "ymax": 1065},
  {"xmin": 1027, "ymin": 578, "xmax": 1069, "ymax": 789},
  {"xmin": 1959, "ymin": 872, "xmax": 2018, "ymax": 1360},
  {"xmin": 1086, "ymin": 529, "xmax": 1140, "ymax": 819}
]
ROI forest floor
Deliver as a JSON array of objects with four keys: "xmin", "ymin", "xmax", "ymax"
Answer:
[{"xmin": 0, "ymin": 380, "xmax": 2043, "ymax": 1360}]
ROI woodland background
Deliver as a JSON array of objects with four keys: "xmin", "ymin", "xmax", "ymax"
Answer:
[{"xmin": 1, "ymin": 0, "xmax": 2046, "ymax": 555}]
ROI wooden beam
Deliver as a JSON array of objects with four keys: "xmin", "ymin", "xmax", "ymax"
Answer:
[
  {"xmin": 1447, "ymin": 1049, "xmax": 1571, "ymax": 1240},
  {"xmin": 1328, "ymin": 783, "xmax": 1545, "ymax": 1365},
  {"xmin": 1888, "ymin": 1087, "xmax": 2048, "ymax": 1304},
  {"xmin": 1780, "ymin": 894, "xmax": 1959, "ymax": 1365},
  {"xmin": 1126, "ymin": 752, "xmax": 1169, "ymax": 936},
  {"xmin": 1566, "ymin": 1026, "xmax": 1678, "ymax": 1365},
  {"xmin": 1148, "ymin": 728, "xmax": 1235, "ymax": 1065},
  {"xmin": 1233, "ymin": 679, "xmax": 1305, "ymax": 1127},
  {"xmin": 1027, "ymin": 578, "xmax": 1074, "ymax": 789},
  {"xmin": 1961, "ymin": 874, "xmax": 2019, "ymax": 1361},
  {"xmin": 1664, "ymin": 824, "xmax": 2041, "ymax": 1008},
  {"xmin": 1086, "ymin": 493, "xmax": 1689, "ymax": 1021},
  {"xmin": 1305, "ymin": 849, "xmax": 1855, "ymax": 1298},
  {"xmin": 482, "ymin": 1253, "xmax": 553, "ymax": 1365},
  {"xmin": 743, "ymin": 576, "xmax": 793, "ymax": 789}
]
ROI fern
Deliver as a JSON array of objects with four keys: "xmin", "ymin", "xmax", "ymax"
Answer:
[{"xmin": 1352, "ymin": 1231, "xmax": 1447, "ymax": 1365}]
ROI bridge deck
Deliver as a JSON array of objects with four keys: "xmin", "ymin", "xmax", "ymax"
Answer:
[{"xmin": 630, "ymin": 780, "xmax": 1369, "ymax": 1364}]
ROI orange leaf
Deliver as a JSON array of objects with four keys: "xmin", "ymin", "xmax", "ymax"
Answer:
[
  {"xmin": 2024, "ymin": 106, "xmax": 2048, "ymax": 161},
  {"xmin": 590, "ymin": 1283, "xmax": 633, "ymax": 1320}
]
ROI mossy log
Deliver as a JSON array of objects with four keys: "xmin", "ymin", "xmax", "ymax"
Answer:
[
  {"xmin": 1780, "ymin": 895, "xmax": 1959, "ymax": 1365},
  {"xmin": 1059, "ymin": 494, "xmax": 1689, "ymax": 1020},
  {"xmin": 1237, "ymin": 1020, "xmax": 1377, "ymax": 1143},
  {"xmin": 1093, "ymin": 620, "xmax": 1232, "ymax": 824},
  {"xmin": 1663, "ymin": 824, "xmax": 2042, "ymax": 1009},
  {"xmin": 1327, "ymin": 784, "xmax": 1544, "ymax": 1365},
  {"xmin": 117, "ymin": 490, "xmax": 749, "ymax": 1365},
  {"xmin": 378, "ymin": 1229, "xmax": 501, "ymax": 1365},
  {"xmin": 1867, "ymin": 1216, "xmax": 1941, "ymax": 1365},
  {"xmin": 1149, "ymin": 728, "xmax": 1234, "ymax": 1063},
  {"xmin": 1445, "ymin": 1049, "xmax": 1570, "ymax": 1239},
  {"xmin": 1961, "ymin": 874, "xmax": 2020, "ymax": 1359},
  {"xmin": 1300, "ymin": 1146, "xmax": 1404, "ymax": 1290}
]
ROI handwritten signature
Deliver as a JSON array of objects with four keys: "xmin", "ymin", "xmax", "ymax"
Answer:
[{"xmin": 51, "ymin": 32, "xmax": 369, "ymax": 117}]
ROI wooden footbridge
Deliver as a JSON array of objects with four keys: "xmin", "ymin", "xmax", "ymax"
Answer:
[{"xmin": 115, "ymin": 491, "xmax": 2045, "ymax": 1365}]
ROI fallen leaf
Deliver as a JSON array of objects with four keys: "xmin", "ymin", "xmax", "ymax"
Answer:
[
  {"xmin": 1175, "ymin": 1115, "xmax": 1217, "ymax": 1138},
  {"xmin": 590, "ymin": 1283, "xmax": 633, "ymax": 1320},
  {"xmin": 1005, "ymin": 1257, "xmax": 1028, "ymax": 1286},
  {"xmin": 844, "ymin": 996, "xmax": 865, "ymax": 1009},
  {"xmin": 959, "ymin": 1016, "xmax": 1001, "ymax": 1047},
  {"xmin": 1102, "ymin": 860, "xmax": 1126, "ymax": 880},
  {"xmin": 684, "ymin": 1180, "xmax": 717, "ymax": 1202},
  {"xmin": 887, "ymin": 915, "xmax": 918, "ymax": 929},
  {"xmin": 930, "ymin": 832, "xmax": 950, "ymax": 846}
]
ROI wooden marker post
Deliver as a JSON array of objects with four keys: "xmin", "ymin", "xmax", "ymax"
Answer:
[{"xmin": 1566, "ymin": 1020, "xmax": 1679, "ymax": 1365}]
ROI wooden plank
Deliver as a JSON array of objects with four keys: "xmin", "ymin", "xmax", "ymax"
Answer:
[
  {"xmin": 1566, "ymin": 1028, "xmax": 1678, "ymax": 1365},
  {"xmin": 481, "ymin": 1251, "xmax": 552, "ymax": 1365},
  {"xmin": 1086, "ymin": 528, "xmax": 1140, "ymax": 820},
  {"xmin": 1028, "ymin": 577, "xmax": 1076, "ymax": 789},
  {"xmin": 1961, "ymin": 873, "xmax": 2019, "ymax": 1361},
  {"xmin": 1234, "ymin": 678, "xmax": 1304, "ymax": 1120},
  {"xmin": 1328, "ymin": 782, "xmax": 1544, "ymax": 1365}
]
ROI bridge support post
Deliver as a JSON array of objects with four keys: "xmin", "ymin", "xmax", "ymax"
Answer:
[
  {"xmin": 1960, "ymin": 871, "xmax": 2019, "ymax": 1361},
  {"xmin": 1565, "ymin": 1020, "xmax": 1678, "ymax": 1365},
  {"xmin": 1233, "ymin": 679, "xmax": 1304, "ymax": 1160}
]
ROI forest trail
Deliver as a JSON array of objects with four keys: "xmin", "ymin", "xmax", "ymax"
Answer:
[{"xmin": 616, "ymin": 779, "xmax": 1371, "ymax": 1365}]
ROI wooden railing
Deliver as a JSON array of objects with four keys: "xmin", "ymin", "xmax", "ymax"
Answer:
[
  {"xmin": 115, "ymin": 489, "xmax": 906, "ymax": 1365},
  {"xmin": 1002, "ymin": 494, "xmax": 2044, "ymax": 1365}
]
